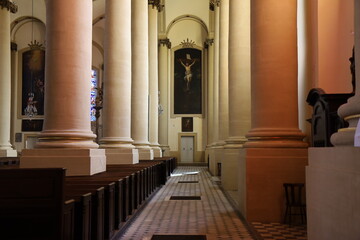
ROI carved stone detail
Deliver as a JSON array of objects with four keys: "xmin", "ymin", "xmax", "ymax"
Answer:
[
  {"xmin": 0, "ymin": 0, "xmax": 18, "ymax": 13},
  {"xmin": 204, "ymin": 38, "xmax": 214, "ymax": 48},
  {"xmin": 28, "ymin": 40, "xmax": 45, "ymax": 50},
  {"xmin": 148, "ymin": 0, "xmax": 162, "ymax": 11},
  {"xmin": 210, "ymin": 0, "xmax": 220, "ymax": 11},
  {"xmin": 181, "ymin": 38, "xmax": 195, "ymax": 48},
  {"xmin": 159, "ymin": 38, "xmax": 171, "ymax": 49}
]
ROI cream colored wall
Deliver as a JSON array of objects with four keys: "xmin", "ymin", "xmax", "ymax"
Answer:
[
  {"xmin": 167, "ymin": 19, "xmax": 208, "ymax": 48},
  {"xmin": 11, "ymin": 0, "xmax": 46, "ymax": 24},
  {"xmin": 167, "ymin": 18, "xmax": 207, "ymax": 162},
  {"xmin": 165, "ymin": 0, "xmax": 209, "ymax": 31},
  {"xmin": 318, "ymin": 0, "xmax": 354, "ymax": 93}
]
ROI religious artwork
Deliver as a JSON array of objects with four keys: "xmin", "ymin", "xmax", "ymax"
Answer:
[
  {"xmin": 21, "ymin": 48, "xmax": 45, "ymax": 117},
  {"xmin": 90, "ymin": 69, "xmax": 98, "ymax": 122},
  {"xmin": 182, "ymin": 117, "xmax": 193, "ymax": 132},
  {"xmin": 174, "ymin": 48, "xmax": 202, "ymax": 115},
  {"xmin": 21, "ymin": 119, "xmax": 43, "ymax": 132}
]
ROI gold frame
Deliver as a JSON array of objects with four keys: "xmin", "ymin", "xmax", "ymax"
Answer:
[
  {"xmin": 170, "ymin": 44, "xmax": 205, "ymax": 118},
  {"xmin": 17, "ymin": 47, "xmax": 45, "ymax": 119}
]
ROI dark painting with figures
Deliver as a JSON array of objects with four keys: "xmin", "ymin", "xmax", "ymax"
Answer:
[
  {"xmin": 174, "ymin": 48, "xmax": 202, "ymax": 114},
  {"xmin": 22, "ymin": 49, "xmax": 45, "ymax": 117}
]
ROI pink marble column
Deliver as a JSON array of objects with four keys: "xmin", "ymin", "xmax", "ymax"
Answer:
[
  {"xmin": 21, "ymin": 0, "xmax": 106, "ymax": 176},
  {"xmin": 245, "ymin": 0, "xmax": 307, "ymax": 148}
]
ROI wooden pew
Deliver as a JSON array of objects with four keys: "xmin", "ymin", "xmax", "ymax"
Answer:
[
  {"xmin": 0, "ymin": 168, "xmax": 74, "ymax": 240},
  {"xmin": 66, "ymin": 182, "xmax": 115, "ymax": 240}
]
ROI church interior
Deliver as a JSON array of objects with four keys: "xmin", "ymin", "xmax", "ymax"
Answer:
[{"xmin": 0, "ymin": 0, "xmax": 359, "ymax": 239}]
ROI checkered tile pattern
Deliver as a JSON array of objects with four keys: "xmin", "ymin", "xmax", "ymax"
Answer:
[{"xmin": 250, "ymin": 222, "xmax": 307, "ymax": 240}]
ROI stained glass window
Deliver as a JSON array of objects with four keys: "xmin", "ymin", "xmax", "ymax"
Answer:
[{"xmin": 90, "ymin": 69, "xmax": 98, "ymax": 122}]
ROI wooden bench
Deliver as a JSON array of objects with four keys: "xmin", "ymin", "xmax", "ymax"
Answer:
[{"xmin": 0, "ymin": 168, "xmax": 74, "ymax": 240}]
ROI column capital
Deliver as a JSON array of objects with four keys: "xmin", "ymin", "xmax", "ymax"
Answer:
[
  {"xmin": 148, "ymin": 0, "xmax": 163, "ymax": 11},
  {"xmin": 0, "ymin": 0, "xmax": 18, "ymax": 13},
  {"xmin": 11, "ymin": 42, "xmax": 17, "ymax": 52},
  {"xmin": 159, "ymin": 38, "xmax": 171, "ymax": 49},
  {"xmin": 204, "ymin": 38, "xmax": 214, "ymax": 49},
  {"xmin": 210, "ymin": 0, "xmax": 220, "ymax": 11}
]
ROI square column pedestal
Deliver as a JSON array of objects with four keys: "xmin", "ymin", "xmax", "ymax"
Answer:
[
  {"xmin": 152, "ymin": 147, "xmax": 162, "ymax": 158},
  {"xmin": 0, "ymin": 149, "xmax": 17, "ymax": 157},
  {"xmin": 307, "ymin": 147, "xmax": 360, "ymax": 240},
  {"xmin": 239, "ymin": 148, "xmax": 308, "ymax": 222},
  {"xmin": 138, "ymin": 148, "xmax": 154, "ymax": 160},
  {"xmin": 20, "ymin": 149, "xmax": 106, "ymax": 176},
  {"xmin": 222, "ymin": 148, "xmax": 241, "ymax": 191},
  {"xmin": 105, "ymin": 148, "xmax": 139, "ymax": 164}
]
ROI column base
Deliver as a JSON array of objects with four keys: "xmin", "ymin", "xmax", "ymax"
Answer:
[
  {"xmin": 20, "ymin": 148, "xmax": 106, "ymax": 176},
  {"xmin": 241, "ymin": 147, "xmax": 308, "ymax": 222},
  {"xmin": 104, "ymin": 148, "xmax": 139, "ymax": 164},
  {"xmin": 0, "ymin": 149, "xmax": 17, "ymax": 157},
  {"xmin": 160, "ymin": 145, "xmax": 170, "ymax": 156},
  {"xmin": 307, "ymin": 147, "xmax": 360, "ymax": 240},
  {"xmin": 137, "ymin": 147, "xmax": 154, "ymax": 160},
  {"xmin": 151, "ymin": 146, "xmax": 162, "ymax": 157},
  {"xmin": 222, "ymin": 147, "xmax": 241, "ymax": 191}
]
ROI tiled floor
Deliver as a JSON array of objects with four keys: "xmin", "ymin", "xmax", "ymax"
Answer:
[
  {"xmin": 250, "ymin": 222, "xmax": 307, "ymax": 240},
  {"xmin": 117, "ymin": 166, "xmax": 308, "ymax": 240},
  {"xmin": 118, "ymin": 166, "xmax": 254, "ymax": 240}
]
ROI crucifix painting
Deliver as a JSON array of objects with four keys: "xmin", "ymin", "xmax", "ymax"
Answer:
[{"xmin": 174, "ymin": 48, "xmax": 202, "ymax": 115}]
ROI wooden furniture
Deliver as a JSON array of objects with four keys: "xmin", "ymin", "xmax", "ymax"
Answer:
[
  {"xmin": 306, "ymin": 88, "xmax": 353, "ymax": 147},
  {"xmin": 0, "ymin": 157, "xmax": 176, "ymax": 240},
  {"xmin": 283, "ymin": 183, "xmax": 306, "ymax": 225},
  {"xmin": 0, "ymin": 168, "xmax": 74, "ymax": 240}
]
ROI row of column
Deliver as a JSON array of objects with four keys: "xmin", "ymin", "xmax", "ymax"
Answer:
[
  {"xmin": 20, "ymin": 0, "xmax": 164, "ymax": 175},
  {"xmin": 209, "ymin": 0, "xmax": 307, "ymax": 177}
]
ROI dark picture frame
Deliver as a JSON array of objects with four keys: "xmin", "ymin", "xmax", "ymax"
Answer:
[
  {"xmin": 174, "ymin": 48, "xmax": 202, "ymax": 115},
  {"xmin": 21, "ymin": 48, "xmax": 45, "ymax": 117},
  {"xmin": 182, "ymin": 117, "xmax": 193, "ymax": 132},
  {"xmin": 21, "ymin": 119, "xmax": 43, "ymax": 132}
]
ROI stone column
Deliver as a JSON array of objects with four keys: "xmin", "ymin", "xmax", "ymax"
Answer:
[
  {"xmin": 0, "ymin": 1, "xmax": 17, "ymax": 157},
  {"xmin": 148, "ymin": 2, "xmax": 162, "ymax": 157},
  {"xmin": 209, "ymin": 0, "xmax": 221, "ymax": 176},
  {"xmin": 212, "ymin": 2, "xmax": 220, "ymax": 146},
  {"xmin": 100, "ymin": 0, "xmax": 139, "ymax": 164},
  {"xmin": 158, "ymin": 38, "xmax": 171, "ymax": 156},
  {"xmin": 218, "ymin": 0, "xmax": 229, "ymax": 145},
  {"xmin": 331, "ymin": 1, "xmax": 360, "ymax": 146},
  {"xmin": 245, "ymin": 0, "xmax": 306, "ymax": 148},
  {"xmin": 223, "ymin": 0, "xmax": 251, "ymax": 192},
  {"xmin": 132, "ymin": 0, "xmax": 153, "ymax": 160},
  {"xmin": 205, "ymin": 39, "xmax": 214, "ymax": 147},
  {"xmin": 21, "ymin": 0, "xmax": 106, "ymax": 176},
  {"xmin": 217, "ymin": 0, "xmax": 229, "ymax": 179},
  {"xmin": 241, "ymin": 0, "xmax": 308, "ymax": 222}
]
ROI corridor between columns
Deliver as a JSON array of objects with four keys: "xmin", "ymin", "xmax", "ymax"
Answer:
[{"xmin": 119, "ymin": 166, "xmax": 253, "ymax": 239}]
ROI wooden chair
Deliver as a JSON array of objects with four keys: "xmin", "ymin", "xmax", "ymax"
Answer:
[{"xmin": 283, "ymin": 183, "xmax": 307, "ymax": 225}]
